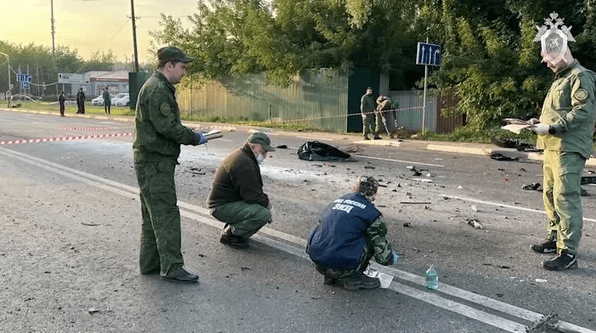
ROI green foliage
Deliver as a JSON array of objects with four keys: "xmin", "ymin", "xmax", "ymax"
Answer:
[
  {"xmin": 0, "ymin": 40, "xmax": 117, "ymax": 97},
  {"xmin": 147, "ymin": 0, "xmax": 596, "ymax": 141},
  {"xmin": 421, "ymin": 123, "xmax": 537, "ymax": 144},
  {"xmin": 418, "ymin": 0, "xmax": 595, "ymax": 133},
  {"xmin": 151, "ymin": 0, "xmax": 418, "ymax": 87}
]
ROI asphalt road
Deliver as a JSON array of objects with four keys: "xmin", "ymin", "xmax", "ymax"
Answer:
[{"xmin": 0, "ymin": 109, "xmax": 595, "ymax": 333}]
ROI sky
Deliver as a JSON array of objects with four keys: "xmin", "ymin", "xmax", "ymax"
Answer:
[{"xmin": 0, "ymin": 0, "xmax": 200, "ymax": 63}]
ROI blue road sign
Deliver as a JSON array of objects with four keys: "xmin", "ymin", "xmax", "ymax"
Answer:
[
  {"xmin": 416, "ymin": 42, "xmax": 442, "ymax": 66},
  {"xmin": 17, "ymin": 74, "xmax": 32, "ymax": 89}
]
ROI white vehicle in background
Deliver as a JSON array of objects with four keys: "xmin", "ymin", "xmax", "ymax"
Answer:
[
  {"xmin": 111, "ymin": 93, "xmax": 128, "ymax": 106},
  {"xmin": 115, "ymin": 95, "xmax": 129, "ymax": 106},
  {"xmin": 91, "ymin": 96, "xmax": 104, "ymax": 106}
]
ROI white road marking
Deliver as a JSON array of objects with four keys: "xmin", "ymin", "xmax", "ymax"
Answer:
[
  {"xmin": 442, "ymin": 194, "xmax": 596, "ymax": 223},
  {"xmin": 0, "ymin": 145, "xmax": 594, "ymax": 333}
]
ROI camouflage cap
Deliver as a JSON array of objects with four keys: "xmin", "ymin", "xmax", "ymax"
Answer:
[
  {"xmin": 157, "ymin": 46, "xmax": 194, "ymax": 63},
  {"xmin": 247, "ymin": 132, "xmax": 275, "ymax": 152}
]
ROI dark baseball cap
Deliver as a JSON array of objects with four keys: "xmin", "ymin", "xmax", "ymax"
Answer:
[
  {"xmin": 157, "ymin": 46, "xmax": 194, "ymax": 63},
  {"xmin": 247, "ymin": 132, "xmax": 275, "ymax": 152}
]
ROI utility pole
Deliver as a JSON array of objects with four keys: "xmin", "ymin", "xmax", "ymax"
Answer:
[
  {"xmin": 130, "ymin": 0, "xmax": 139, "ymax": 72},
  {"xmin": 0, "ymin": 52, "xmax": 10, "ymax": 107},
  {"xmin": 51, "ymin": 0, "xmax": 56, "ymax": 56}
]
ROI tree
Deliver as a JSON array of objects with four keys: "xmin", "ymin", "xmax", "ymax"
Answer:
[
  {"xmin": 0, "ymin": 40, "xmax": 117, "ymax": 98},
  {"xmin": 416, "ymin": 0, "xmax": 596, "ymax": 131},
  {"xmin": 151, "ymin": 0, "xmax": 421, "ymax": 88},
  {"xmin": 85, "ymin": 50, "xmax": 118, "ymax": 71}
]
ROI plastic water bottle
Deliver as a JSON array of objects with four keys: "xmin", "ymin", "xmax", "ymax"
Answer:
[{"xmin": 425, "ymin": 265, "xmax": 439, "ymax": 290}]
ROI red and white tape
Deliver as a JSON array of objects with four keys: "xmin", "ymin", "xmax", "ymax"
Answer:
[
  {"xmin": 54, "ymin": 126, "xmax": 133, "ymax": 132},
  {"xmin": 0, "ymin": 132, "xmax": 133, "ymax": 145}
]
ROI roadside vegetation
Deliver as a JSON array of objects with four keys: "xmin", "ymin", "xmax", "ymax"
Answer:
[{"xmin": 2, "ymin": 1, "xmax": 595, "ymax": 144}]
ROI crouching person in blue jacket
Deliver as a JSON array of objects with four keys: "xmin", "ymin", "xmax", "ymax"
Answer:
[{"xmin": 306, "ymin": 176, "xmax": 399, "ymax": 290}]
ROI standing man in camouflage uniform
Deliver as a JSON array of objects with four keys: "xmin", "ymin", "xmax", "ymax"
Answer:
[
  {"xmin": 306, "ymin": 176, "xmax": 400, "ymax": 290},
  {"xmin": 207, "ymin": 132, "xmax": 275, "ymax": 249},
  {"xmin": 529, "ymin": 13, "xmax": 596, "ymax": 270},
  {"xmin": 360, "ymin": 87, "xmax": 380, "ymax": 140},
  {"xmin": 133, "ymin": 46, "xmax": 208, "ymax": 283}
]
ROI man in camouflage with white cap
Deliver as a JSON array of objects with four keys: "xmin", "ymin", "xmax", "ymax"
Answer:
[{"xmin": 529, "ymin": 13, "xmax": 596, "ymax": 270}]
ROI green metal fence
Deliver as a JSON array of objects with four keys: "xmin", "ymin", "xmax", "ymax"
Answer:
[{"xmin": 177, "ymin": 69, "xmax": 349, "ymax": 132}]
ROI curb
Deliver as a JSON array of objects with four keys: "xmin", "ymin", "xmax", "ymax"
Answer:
[
  {"xmin": 426, "ymin": 144, "xmax": 491, "ymax": 156},
  {"xmin": 424, "ymin": 143, "xmax": 596, "ymax": 167},
  {"xmin": 4, "ymin": 107, "xmax": 596, "ymax": 167}
]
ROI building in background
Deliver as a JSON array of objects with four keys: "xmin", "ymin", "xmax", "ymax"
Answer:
[{"xmin": 68, "ymin": 71, "xmax": 129, "ymax": 98}]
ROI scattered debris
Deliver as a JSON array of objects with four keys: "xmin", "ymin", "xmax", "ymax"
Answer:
[
  {"xmin": 187, "ymin": 167, "xmax": 206, "ymax": 176},
  {"xmin": 88, "ymin": 308, "xmax": 100, "ymax": 314},
  {"xmin": 400, "ymin": 201, "xmax": 431, "ymax": 205},
  {"xmin": 457, "ymin": 186, "xmax": 464, "ymax": 190},
  {"xmin": 492, "ymin": 137, "xmax": 537, "ymax": 152},
  {"xmin": 81, "ymin": 222, "xmax": 100, "ymax": 226},
  {"xmin": 403, "ymin": 222, "xmax": 412, "ymax": 227},
  {"xmin": 413, "ymin": 178, "xmax": 433, "ymax": 183},
  {"xmin": 535, "ymin": 278, "xmax": 547, "ymax": 283},
  {"xmin": 466, "ymin": 218, "xmax": 483, "ymax": 229},
  {"xmin": 275, "ymin": 144, "xmax": 288, "ymax": 149},
  {"xmin": 482, "ymin": 263, "xmax": 511, "ymax": 269},
  {"xmin": 490, "ymin": 152, "xmax": 519, "ymax": 161},
  {"xmin": 525, "ymin": 312, "xmax": 558, "ymax": 333},
  {"xmin": 407, "ymin": 165, "xmax": 423, "ymax": 176},
  {"xmin": 240, "ymin": 266, "xmax": 251, "ymax": 271},
  {"xmin": 364, "ymin": 165, "xmax": 375, "ymax": 169},
  {"xmin": 471, "ymin": 205, "xmax": 478, "ymax": 212},
  {"xmin": 522, "ymin": 182, "xmax": 542, "ymax": 191}
]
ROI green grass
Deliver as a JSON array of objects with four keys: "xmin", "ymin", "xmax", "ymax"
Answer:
[
  {"xmin": 7, "ymin": 100, "xmax": 134, "ymax": 116},
  {"xmin": 419, "ymin": 125, "xmax": 538, "ymax": 145},
  {"xmin": 183, "ymin": 113, "xmax": 334, "ymax": 133}
]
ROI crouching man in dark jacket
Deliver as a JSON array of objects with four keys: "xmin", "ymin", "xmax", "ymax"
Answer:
[
  {"xmin": 207, "ymin": 132, "xmax": 275, "ymax": 249},
  {"xmin": 307, "ymin": 176, "xmax": 399, "ymax": 290}
]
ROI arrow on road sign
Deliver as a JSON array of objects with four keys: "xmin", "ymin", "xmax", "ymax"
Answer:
[{"xmin": 416, "ymin": 42, "xmax": 442, "ymax": 66}]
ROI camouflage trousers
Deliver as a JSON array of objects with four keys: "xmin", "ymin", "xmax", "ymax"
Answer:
[
  {"xmin": 310, "ymin": 244, "xmax": 374, "ymax": 281},
  {"xmin": 362, "ymin": 114, "xmax": 378, "ymax": 137},
  {"xmin": 134, "ymin": 160, "xmax": 184, "ymax": 277},
  {"xmin": 211, "ymin": 201, "xmax": 271, "ymax": 238},
  {"xmin": 542, "ymin": 151, "xmax": 585, "ymax": 254}
]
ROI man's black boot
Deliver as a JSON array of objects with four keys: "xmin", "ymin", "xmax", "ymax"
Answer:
[
  {"xmin": 220, "ymin": 226, "xmax": 250, "ymax": 249},
  {"xmin": 531, "ymin": 237, "xmax": 557, "ymax": 254},
  {"xmin": 543, "ymin": 249, "xmax": 578, "ymax": 271},
  {"xmin": 161, "ymin": 268, "xmax": 199, "ymax": 283}
]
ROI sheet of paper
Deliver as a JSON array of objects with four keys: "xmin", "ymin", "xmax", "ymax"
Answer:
[
  {"xmin": 364, "ymin": 267, "xmax": 394, "ymax": 289},
  {"xmin": 501, "ymin": 123, "xmax": 531, "ymax": 134}
]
